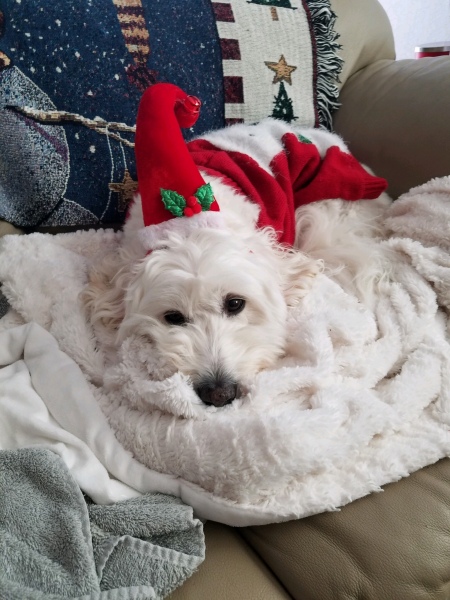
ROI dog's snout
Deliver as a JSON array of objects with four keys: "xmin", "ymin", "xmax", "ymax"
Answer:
[{"xmin": 195, "ymin": 380, "xmax": 238, "ymax": 407}]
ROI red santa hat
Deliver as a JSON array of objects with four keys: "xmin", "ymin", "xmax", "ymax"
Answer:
[{"xmin": 135, "ymin": 83, "xmax": 223, "ymax": 251}]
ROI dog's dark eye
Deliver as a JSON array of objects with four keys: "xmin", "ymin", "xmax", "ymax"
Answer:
[
  {"xmin": 164, "ymin": 311, "xmax": 187, "ymax": 326},
  {"xmin": 224, "ymin": 297, "xmax": 246, "ymax": 316}
]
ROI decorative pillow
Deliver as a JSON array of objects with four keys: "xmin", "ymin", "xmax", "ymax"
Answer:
[{"xmin": 0, "ymin": 0, "xmax": 342, "ymax": 229}]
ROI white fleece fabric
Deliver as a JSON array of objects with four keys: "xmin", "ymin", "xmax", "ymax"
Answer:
[{"xmin": 1, "ymin": 176, "xmax": 450, "ymax": 526}]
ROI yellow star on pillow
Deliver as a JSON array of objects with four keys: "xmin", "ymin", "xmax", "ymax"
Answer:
[
  {"xmin": 265, "ymin": 55, "xmax": 297, "ymax": 85},
  {"xmin": 0, "ymin": 51, "xmax": 11, "ymax": 70},
  {"xmin": 109, "ymin": 169, "xmax": 138, "ymax": 212}
]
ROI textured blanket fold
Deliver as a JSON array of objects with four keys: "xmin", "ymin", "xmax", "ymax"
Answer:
[
  {"xmin": 0, "ymin": 448, "xmax": 204, "ymax": 600},
  {"xmin": 0, "ymin": 175, "xmax": 450, "ymax": 526}
]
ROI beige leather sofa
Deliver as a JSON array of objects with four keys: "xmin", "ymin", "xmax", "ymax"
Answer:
[{"xmin": 169, "ymin": 1, "xmax": 450, "ymax": 599}]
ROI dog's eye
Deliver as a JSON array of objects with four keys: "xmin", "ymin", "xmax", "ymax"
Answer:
[
  {"xmin": 224, "ymin": 297, "xmax": 246, "ymax": 316},
  {"xmin": 164, "ymin": 311, "xmax": 187, "ymax": 326}
]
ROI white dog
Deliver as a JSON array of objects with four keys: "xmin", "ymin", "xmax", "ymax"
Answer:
[{"xmin": 84, "ymin": 85, "xmax": 391, "ymax": 407}]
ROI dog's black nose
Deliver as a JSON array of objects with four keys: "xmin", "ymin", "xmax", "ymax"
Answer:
[{"xmin": 195, "ymin": 382, "xmax": 238, "ymax": 407}]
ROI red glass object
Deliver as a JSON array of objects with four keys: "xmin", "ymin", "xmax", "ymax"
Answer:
[
  {"xmin": 174, "ymin": 95, "xmax": 202, "ymax": 127},
  {"xmin": 415, "ymin": 42, "xmax": 450, "ymax": 58}
]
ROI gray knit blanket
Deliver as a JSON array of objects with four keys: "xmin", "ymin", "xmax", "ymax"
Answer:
[{"xmin": 0, "ymin": 447, "xmax": 205, "ymax": 599}]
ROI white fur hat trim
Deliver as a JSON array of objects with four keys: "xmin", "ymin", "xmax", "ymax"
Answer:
[{"xmin": 138, "ymin": 210, "xmax": 225, "ymax": 251}]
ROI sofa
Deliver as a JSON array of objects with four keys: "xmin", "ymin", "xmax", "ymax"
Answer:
[
  {"xmin": 168, "ymin": 1, "xmax": 450, "ymax": 599},
  {"xmin": 1, "ymin": 1, "xmax": 450, "ymax": 599}
]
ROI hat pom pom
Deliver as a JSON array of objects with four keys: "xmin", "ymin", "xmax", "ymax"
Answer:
[{"xmin": 175, "ymin": 95, "xmax": 202, "ymax": 128}]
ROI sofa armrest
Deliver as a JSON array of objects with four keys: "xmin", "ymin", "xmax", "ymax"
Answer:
[{"xmin": 333, "ymin": 57, "xmax": 450, "ymax": 198}]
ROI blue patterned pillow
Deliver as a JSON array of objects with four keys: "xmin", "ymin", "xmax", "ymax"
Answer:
[{"xmin": 0, "ymin": 0, "xmax": 342, "ymax": 229}]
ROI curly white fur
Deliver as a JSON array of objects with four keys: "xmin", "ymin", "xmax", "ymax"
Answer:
[
  {"xmin": 84, "ymin": 190, "xmax": 321, "ymax": 397},
  {"xmin": 83, "ymin": 124, "xmax": 392, "ymax": 405}
]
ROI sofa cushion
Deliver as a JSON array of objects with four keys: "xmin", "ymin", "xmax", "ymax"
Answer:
[
  {"xmin": 241, "ymin": 458, "xmax": 450, "ymax": 600},
  {"xmin": 168, "ymin": 522, "xmax": 291, "ymax": 600},
  {"xmin": 331, "ymin": 0, "xmax": 395, "ymax": 87},
  {"xmin": 0, "ymin": 219, "xmax": 21, "ymax": 237},
  {"xmin": 0, "ymin": 0, "xmax": 343, "ymax": 230}
]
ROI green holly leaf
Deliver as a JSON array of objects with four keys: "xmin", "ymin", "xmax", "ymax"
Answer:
[
  {"xmin": 195, "ymin": 183, "xmax": 214, "ymax": 211},
  {"xmin": 297, "ymin": 134, "xmax": 312, "ymax": 144},
  {"xmin": 161, "ymin": 188, "xmax": 186, "ymax": 217}
]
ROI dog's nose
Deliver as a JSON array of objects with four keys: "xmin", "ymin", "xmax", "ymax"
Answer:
[{"xmin": 195, "ymin": 382, "xmax": 238, "ymax": 407}]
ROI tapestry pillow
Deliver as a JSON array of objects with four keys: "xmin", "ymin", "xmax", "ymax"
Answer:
[{"xmin": 0, "ymin": 0, "xmax": 342, "ymax": 229}]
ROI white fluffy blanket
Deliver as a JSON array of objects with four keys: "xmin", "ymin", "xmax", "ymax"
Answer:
[{"xmin": 1, "ymin": 176, "xmax": 450, "ymax": 526}]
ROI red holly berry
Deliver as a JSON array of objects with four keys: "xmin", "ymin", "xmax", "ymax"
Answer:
[
  {"xmin": 192, "ymin": 202, "xmax": 202, "ymax": 214},
  {"xmin": 184, "ymin": 207, "xmax": 194, "ymax": 217},
  {"xmin": 186, "ymin": 196, "xmax": 198, "ymax": 208}
]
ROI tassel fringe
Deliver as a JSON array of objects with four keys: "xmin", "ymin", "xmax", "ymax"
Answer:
[{"xmin": 306, "ymin": 0, "xmax": 344, "ymax": 130}]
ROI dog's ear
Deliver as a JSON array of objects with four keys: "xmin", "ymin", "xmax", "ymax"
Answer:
[
  {"xmin": 246, "ymin": 230, "xmax": 322, "ymax": 307},
  {"xmin": 82, "ymin": 253, "xmax": 129, "ymax": 330},
  {"xmin": 279, "ymin": 250, "xmax": 322, "ymax": 307}
]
